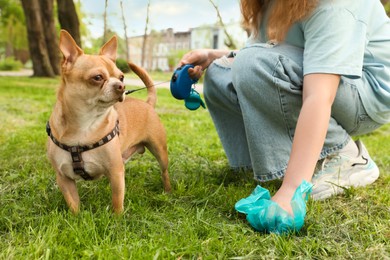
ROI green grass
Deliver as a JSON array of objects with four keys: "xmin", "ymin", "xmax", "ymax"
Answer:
[{"xmin": 0, "ymin": 76, "xmax": 389, "ymax": 259}]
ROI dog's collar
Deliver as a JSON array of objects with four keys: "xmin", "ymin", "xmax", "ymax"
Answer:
[{"xmin": 46, "ymin": 120, "xmax": 120, "ymax": 180}]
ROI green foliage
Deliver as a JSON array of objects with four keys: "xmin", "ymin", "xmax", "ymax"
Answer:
[
  {"xmin": 167, "ymin": 49, "xmax": 190, "ymax": 70},
  {"xmin": 0, "ymin": 0, "xmax": 28, "ymax": 60},
  {"xmin": 385, "ymin": 3, "xmax": 390, "ymax": 15},
  {"xmin": 0, "ymin": 0, "xmax": 25, "ymax": 24},
  {"xmin": 116, "ymin": 58, "xmax": 130, "ymax": 73},
  {"xmin": 0, "ymin": 57, "xmax": 23, "ymax": 71}
]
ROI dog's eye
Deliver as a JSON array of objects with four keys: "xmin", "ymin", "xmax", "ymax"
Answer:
[
  {"xmin": 119, "ymin": 75, "xmax": 124, "ymax": 82},
  {"xmin": 92, "ymin": 75, "xmax": 104, "ymax": 82}
]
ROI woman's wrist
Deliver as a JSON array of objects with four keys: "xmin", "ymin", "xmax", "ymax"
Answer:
[
  {"xmin": 208, "ymin": 49, "xmax": 231, "ymax": 61},
  {"xmin": 279, "ymin": 177, "xmax": 303, "ymax": 196}
]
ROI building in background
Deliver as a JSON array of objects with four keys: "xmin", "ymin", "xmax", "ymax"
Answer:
[{"xmin": 128, "ymin": 22, "xmax": 248, "ymax": 72}]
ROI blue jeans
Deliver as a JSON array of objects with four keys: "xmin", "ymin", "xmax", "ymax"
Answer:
[{"xmin": 204, "ymin": 43, "xmax": 382, "ymax": 182}]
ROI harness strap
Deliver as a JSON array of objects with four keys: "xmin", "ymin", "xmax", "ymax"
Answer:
[{"xmin": 46, "ymin": 121, "xmax": 120, "ymax": 180}]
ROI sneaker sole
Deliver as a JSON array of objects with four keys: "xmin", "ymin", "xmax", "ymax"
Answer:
[{"xmin": 311, "ymin": 160, "xmax": 380, "ymax": 200}]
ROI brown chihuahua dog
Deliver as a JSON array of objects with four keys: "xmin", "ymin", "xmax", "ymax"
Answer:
[{"xmin": 47, "ymin": 30, "xmax": 171, "ymax": 214}]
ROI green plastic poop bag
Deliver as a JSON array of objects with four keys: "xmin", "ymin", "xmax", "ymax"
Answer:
[{"xmin": 235, "ymin": 180, "xmax": 312, "ymax": 234}]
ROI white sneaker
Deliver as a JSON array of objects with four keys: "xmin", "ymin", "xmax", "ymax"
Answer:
[{"xmin": 311, "ymin": 140, "xmax": 379, "ymax": 200}]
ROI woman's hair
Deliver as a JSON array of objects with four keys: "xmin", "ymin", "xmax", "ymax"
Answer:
[{"xmin": 240, "ymin": 0, "xmax": 319, "ymax": 41}]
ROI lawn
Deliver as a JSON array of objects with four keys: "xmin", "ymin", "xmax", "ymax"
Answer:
[{"xmin": 0, "ymin": 75, "xmax": 389, "ymax": 259}]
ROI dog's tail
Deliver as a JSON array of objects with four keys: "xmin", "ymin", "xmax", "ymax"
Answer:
[{"xmin": 127, "ymin": 62, "xmax": 157, "ymax": 107}]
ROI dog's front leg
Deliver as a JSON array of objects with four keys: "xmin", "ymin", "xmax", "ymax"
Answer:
[
  {"xmin": 108, "ymin": 167, "xmax": 125, "ymax": 214},
  {"xmin": 56, "ymin": 172, "xmax": 80, "ymax": 214}
]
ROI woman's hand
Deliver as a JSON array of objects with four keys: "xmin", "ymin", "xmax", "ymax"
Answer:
[
  {"xmin": 235, "ymin": 181, "xmax": 312, "ymax": 234},
  {"xmin": 178, "ymin": 49, "xmax": 212, "ymax": 80},
  {"xmin": 271, "ymin": 185, "xmax": 296, "ymax": 216},
  {"xmin": 178, "ymin": 49, "xmax": 230, "ymax": 79},
  {"xmin": 179, "ymin": 49, "xmax": 210, "ymax": 68}
]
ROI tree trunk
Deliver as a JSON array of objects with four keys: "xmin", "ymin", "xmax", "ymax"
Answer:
[
  {"xmin": 141, "ymin": 0, "xmax": 151, "ymax": 68},
  {"xmin": 40, "ymin": 0, "xmax": 60, "ymax": 75},
  {"xmin": 20, "ymin": 0, "xmax": 60, "ymax": 77},
  {"xmin": 103, "ymin": 0, "xmax": 108, "ymax": 44},
  {"xmin": 57, "ymin": 0, "xmax": 81, "ymax": 47},
  {"xmin": 120, "ymin": 0, "xmax": 130, "ymax": 60}
]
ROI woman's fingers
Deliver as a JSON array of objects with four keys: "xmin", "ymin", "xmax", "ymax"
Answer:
[{"xmin": 188, "ymin": 65, "xmax": 203, "ymax": 79}]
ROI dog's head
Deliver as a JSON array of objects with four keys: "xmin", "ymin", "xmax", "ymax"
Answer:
[{"xmin": 58, "ymin": 30, "xmax": 125, "ymax": 108}]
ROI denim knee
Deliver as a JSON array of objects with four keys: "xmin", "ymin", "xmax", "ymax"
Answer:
[
  {"xmin": 204, "ymin": 60, "xmax": 238, "ymax": 108},
  {"xmin": 232, "ymin": 44, "xmax": 304, "ymax": 100},
  {"xmin": 232, "ymin": 48, "xmax": 277, "ymax": 98}
]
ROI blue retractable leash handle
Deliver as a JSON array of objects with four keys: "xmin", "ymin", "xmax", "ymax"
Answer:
[{"xmin": 170, "ymin": 64, "xmax": 206, "ymax": 110}]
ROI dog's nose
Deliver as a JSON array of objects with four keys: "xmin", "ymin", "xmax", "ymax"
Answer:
[{"xmin": 115, "ymin": 82, "xmax": 126, "ymax": 92}]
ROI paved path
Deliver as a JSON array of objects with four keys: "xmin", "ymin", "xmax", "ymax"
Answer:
[
  {"xmin": 0, "ymin": 69, "xmax": 204, "ymax": 93},
  {"xmin": 0, "ymin": 69, "xmax": 33, "ymax": 77}
]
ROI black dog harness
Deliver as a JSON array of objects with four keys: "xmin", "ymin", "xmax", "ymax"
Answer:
[{"xmin": 46, "ymin": 121, "xmax": 120, "ymax": 180}]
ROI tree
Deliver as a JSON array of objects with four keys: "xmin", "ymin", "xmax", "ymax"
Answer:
[
  {"xmin": 20, "ymin": 0, "xmax": 60, "ymax": 77},
  {"xmin": 141, "ymin": 0, "xmax": 151, "ymax": 68},
  {"xmin": 208, "ymin": 0, "xmax": 237, "ymax": 49},
  {"xmin": 57, "ymin": 0, "xmax": 81, "ymax": 47},
  {"xmin": 103, "ymin": 0, "xmax": 109, "ymax": 44},
  {"xmin": 120, "ymin": 0, "xmax": 130, "ymax": 60}
]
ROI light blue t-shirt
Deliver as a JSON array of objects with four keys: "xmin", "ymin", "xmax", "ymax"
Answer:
[{"xmin": 258, "ymin": 0, "xmax": 390, "ymax": 124}]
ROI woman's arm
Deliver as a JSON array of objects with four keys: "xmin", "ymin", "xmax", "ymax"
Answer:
[{"xmin": 271, "ymin": 73, "xmax": 341, "ymax": 215}]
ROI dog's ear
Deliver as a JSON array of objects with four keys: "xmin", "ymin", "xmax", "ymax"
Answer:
[
  {"xmin": 99, "ymin": 35, "xmax": 117, "ymax": 62},
  {"xmin": 59, "ymin": 30, "xmax": 83, "ymax": 64}
]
